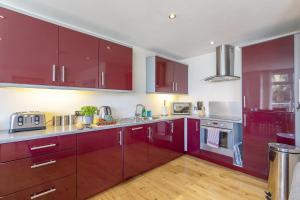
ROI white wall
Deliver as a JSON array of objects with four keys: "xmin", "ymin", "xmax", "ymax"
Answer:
[
  {"xmin": 178, "ymin": 48, "xmax": 242, "ymax": 115},
  {"xmin": 0, "ymin": 47, "xmax": 178, "ymax": 130}
]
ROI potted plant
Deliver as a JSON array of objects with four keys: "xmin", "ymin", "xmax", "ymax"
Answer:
[{"xmin": 80, "ymin": 106, "xmax": 97, "ymax": 125}]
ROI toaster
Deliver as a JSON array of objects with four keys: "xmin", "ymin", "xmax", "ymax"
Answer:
[{"xmin": 9, "ymin": 111, "xmax": 46, "ymax": 133}]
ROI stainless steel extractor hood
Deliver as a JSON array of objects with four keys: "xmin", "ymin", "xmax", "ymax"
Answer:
[{"xmin": 204, "ymin": 45, "xmax": 240, "ymax": 82}]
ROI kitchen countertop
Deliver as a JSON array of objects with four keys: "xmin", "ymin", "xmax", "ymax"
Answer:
[{"xmin": 0, "ymin": 115, "xmax": 241, "ymax": 144}]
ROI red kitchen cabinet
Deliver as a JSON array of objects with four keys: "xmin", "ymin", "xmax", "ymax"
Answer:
[
  {"xmin": 99, "ymin": 39, "xmax": 132, "ymax": 90},
  {"xmin": 0, "ymin": 175, "xmax": 76, "ymax": 200},
  {"xmin": 123, "ymin": 125, "xmax": 149, "ymax": 179},
  {"xmin": 0, "ymin": 7, "xmax": 59, "ymax": 86},
  {"xmin": 148, "ymin": 121, "xmax": 179, "ymax": 167},
  {"xmin": 171, "ymin": 119, "xmax": 185, "ymax": 154},
  {"xmin": 146, "ymin": 56, "xmax": 188, "ymax": 94},
  {"xmin": 187, "ymin": 118, "xmax": 200, "ymax": 155},
  {"xmin": 173, "ymin": 62, "xmax": 188, "ymax": 94},
  {"xmin": 0, "ymin": 134, "xmax": 76, "ymax": 163},
  {"xmin": 147, "ymin": 119, "xmax": 184, "ymax": 169},
  {"xmin": 59, "ymin": 27, "xmax": 99, "ymax": 88},
  {"xmin": 242, "ymin": 36, "xmax": 295, "ymax": 179},
  {"xmin": 0, "ymin": 149, "xmax": 76, "ymax": 196},
  {"xmin": 77, "ymin": 128, "xmax": 123, "ymax": 200},
  {"xmin": 155, "ymin": 57, "xmax": 174, "ymax": 93}
]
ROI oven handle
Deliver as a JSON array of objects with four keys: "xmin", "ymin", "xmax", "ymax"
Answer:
[{"xmin": 200, "ymin": 126, "xmax": 233, "ymax": 133}]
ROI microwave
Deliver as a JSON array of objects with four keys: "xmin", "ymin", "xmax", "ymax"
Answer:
[{"xmin": 172, "ymin": 102, "xmax": 192, "ymax": 115}]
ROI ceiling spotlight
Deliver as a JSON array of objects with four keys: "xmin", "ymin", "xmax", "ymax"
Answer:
[
  {"xmin": 169, "ymin": 13, "xmax": 176, "ymax": 19},
  {"xmin": 210, "ymin": 41, "xmax": 215, "ymax": 45}
]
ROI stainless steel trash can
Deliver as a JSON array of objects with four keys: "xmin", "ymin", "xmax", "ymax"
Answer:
[{"xmin": 266, "ymin": 143, "xmax": 300, "ymax": 200}]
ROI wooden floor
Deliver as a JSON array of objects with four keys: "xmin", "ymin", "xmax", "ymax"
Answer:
[{"xmin": 89, "ymin": 155, "xmax": 267, "ymax": 200}]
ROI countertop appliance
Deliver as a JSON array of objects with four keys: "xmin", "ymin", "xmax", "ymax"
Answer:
[
  {"xmin": 172, "ymin": 102, "xmax": 192, "ymax": 115},
  {"xmin": 204, "ymin": 45, "xmax": 240, "ymax": 82},
  {"xmin": 99, "ymin": 106, "xmax": 112, "ymax": 119},
  {"xmin": 9, "ymin": 111, "xmax": 46, "ymax": 133}
]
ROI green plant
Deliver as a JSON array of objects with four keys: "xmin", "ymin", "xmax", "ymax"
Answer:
[{"xmin": 80, "ymin": 106, "xmax": 97, "ymax": 117}]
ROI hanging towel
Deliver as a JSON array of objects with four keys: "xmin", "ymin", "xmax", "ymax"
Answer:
[{"xmin": 206, "ymin": 127, "xmax": 220, "ymax": 148}]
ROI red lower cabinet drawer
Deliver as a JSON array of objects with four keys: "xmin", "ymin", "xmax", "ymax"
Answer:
[
  {"xmin": 0, "ymin": 135, "xmax": 76, "ymax": 162},
  {"xmin": 0, "ymin": 175, "xmax": 76, "ymax": 200},
  {"xmin": 0, "ymin": 149, "xmax": 76, "ymax": 196}
]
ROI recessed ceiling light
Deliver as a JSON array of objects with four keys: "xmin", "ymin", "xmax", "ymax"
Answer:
[
  {"xmin": 169, "ymin": 13, "xmax": 176, "ymax": 19},
  {"xmin": 210, "ymin": 41, "xmax": 215, "ymax": 45}
]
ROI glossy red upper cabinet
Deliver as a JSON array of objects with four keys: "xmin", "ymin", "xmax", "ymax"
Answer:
[
  {"xmin": 59, "ymin": 27, "xmax": 99, "ymax": 88},
  {"xmin": 173, "ymin": 62, "xmax": 188, "ymax": 94},
  {"xmin": 154, "ymin": 56, "xmax": 174, "ymax": 93},
  {"xmin": 0, "ymin": 7, "xmax": 59, "ymax": 86},
  {"xmin": 187, "ymin": 118, "xmax": 200, "ymax": 155},
  {"xmin": 123, "ymin": 125, "xmax": 149, "ymax": 179},
  {"xmin": 99, "ymin": 39, "xmax": 132, "ymax": 90},
  {"xmin": 242, "ymin": 36, "xmax": 295, "ymax": 179},
  {"xmin": 77, "ymin": 128, "xmax": 123, "ymax": 200},
  {"xmin": 146, "ymin": 56, "xmax": 188, "ymax": 94}
]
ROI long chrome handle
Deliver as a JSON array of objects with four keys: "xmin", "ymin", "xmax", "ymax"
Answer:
[
  {"xmin": 170, "ymin": 122, "xmax": 174, "ymax": 133},
  {"xmin": 101, "ymin": 72, "xmax": 105, "ymax": 86},
  {"xmin": 119, "ymin": 130, "xmax": 123, "ymax": 146},
  {"xmin": 172, "ymin": 82, "xmax": 175, "ymax": 91},
  {"xmin": 31, "ymin": 188, "xmax": 56, "ymax": 199},
  {"xmin": 31, "ymin": 160, "xmax": 56, "ymax": 169},
  {"xmin": 243, "ymin": 96, "xmax": 246, "ymax": 109},
  {"xmin": 131, "ymin": 127, "xmax": 143, "ymax": 131},
  {"xmin": 147, "ymin": 127, "xmax": 152, "ymax": 139},
  {"xmin": 201, "ymin": 126, "xmax": 233, "ymax": 133},
  {"xmin": 195, "ymin": 121, "xmax": 198, "ymax": 132},
  {"xmin": 243, "ymin": 113, "xmax": 247, "ymax": 127},
  {"xmin": 52, "ymin": 65, "xmax": 56, "ymax": 82},
  {"xmin": 30, "ymin": 143, "xmax": 57, "ymax": 151},
  {"xmin": 175, "ymin": 82, "xmax": 178, "ymax": 91},
  {"xmin": 61, "ymin": 66, "xmax": 65, "ymax": 82}
]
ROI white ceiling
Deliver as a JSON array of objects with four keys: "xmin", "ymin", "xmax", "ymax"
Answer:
[{"xmin": 1, "ymin": 0, "xmax": 300, "ymax": 59}]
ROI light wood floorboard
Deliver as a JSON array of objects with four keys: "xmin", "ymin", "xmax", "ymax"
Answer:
[{"xmin": 89, "ymin": 155, "xmax": 267, "ymax": 200}]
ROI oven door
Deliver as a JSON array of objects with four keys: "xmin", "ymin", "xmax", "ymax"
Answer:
[{"xmin": 200, "ymin": 126, "xmax": 234, "ymax": 157}]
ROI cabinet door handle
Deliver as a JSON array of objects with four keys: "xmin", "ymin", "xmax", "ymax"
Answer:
[
  {"xmin": 31, "ymin": 188, "xmax": 56, "ymax": 199},
  {"xmin": 195, "ymin": 121, "xmax": 198, "ymax": 132},
  {"xmin": 175, "ymin": 82, "xmax": 178, "ymax": 91},
  {"xmin": 31, "ymin": 160, "xmax": 56, "ymax": 169},
  {"xmin": 119, "ymin": 130, "xmax": 123, "ymax": 146},
  {"xmin": 172, "ymin": 82, "xmax": 175, "ymax": 91},
  {"xmin": 131, "ymin": 127, "xmax": 143, "ymax": 131},
  {"xmin": 30, "ymin": 143, "xmax": 57, "ymax": 151},
  {"xmin": 52, "ymin": 64, "xmax": 56, "ymax": 82},
  {"xmin": 170, "ymin": 122, "xmax": 174, "ymax": 133},
  {"xmin": 243, "ymin": 113, "xmax": 247, "ymax": 127},
  {"xmin": 147, "ymin": 127, "xmax": 152, "ymax": 139},
  {"xmin": 101, "ymin": 72, "xmax": 105, "ymax": 86},
  {"xmin": 243, "ymin": 96, "xmax": 246, "ymax": 109},
  {"xmin": 61, "ymin": 66, "xmax": 65, "ymax": 82}
]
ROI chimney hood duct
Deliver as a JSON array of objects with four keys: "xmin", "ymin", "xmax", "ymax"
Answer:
[{"xmin": 204, "ymin": 45, "xmax": 240, "ymax": 82}]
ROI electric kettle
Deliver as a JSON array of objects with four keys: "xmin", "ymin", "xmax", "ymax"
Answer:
[{"xmin": 99, "ymin": 106, "xmax": 112, "ymax": 119}]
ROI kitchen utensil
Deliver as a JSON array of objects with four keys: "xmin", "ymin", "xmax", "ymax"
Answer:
[{"xmin": 99, "ymin": 106, "xmax": 112, "ymax": 119}]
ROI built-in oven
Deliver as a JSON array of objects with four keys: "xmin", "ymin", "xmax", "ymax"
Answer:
[{"xmin": 200, "ymin": 119, "xmax": 243, "ymax": 167}]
